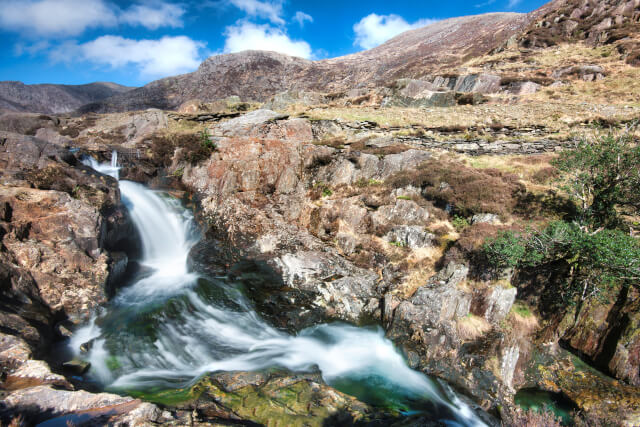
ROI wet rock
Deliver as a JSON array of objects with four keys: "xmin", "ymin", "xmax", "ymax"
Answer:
[
  {"xmin": 2, "ymin": 386, "xmax": 162, "ymax": 426},
  {"xmin": 182, "ymin": 370, "xmax": 400, "ymax": 426},
  {"xmin": 62, "ymin": 358, "xmax": 91, "ymax": 375},
  {"xmin": 5, "ymin": 360, "xmax": 72, "ymax": 391},
  {"xmin": 522, "ymin": 346, "xmax": 640, "ymax": 425}
]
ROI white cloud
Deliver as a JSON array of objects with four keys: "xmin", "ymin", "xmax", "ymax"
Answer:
[
  {"xmin": 52, "ymin": 35, "xmax": 204, "ymax": 78},
  {"xmin": 507, "ymin": 0, "xmax": 522, "ymax": 8},
  {"xmin": 353, "ymin": 13, "xmax": 437, "ymax": 50},
  {"xmin": 292, "ymin": 11, "xmax": 313, "ymax": 28},
  {"xmin": 223, "ymin": 22, "xmax": 312, "ymax": 59},
  {"xmin": 120, "ymin": 0, "xmax": 186, "ymax": 30},
  {"xmin": 0, "ymin": 0, "xmax": 186, "ymax": 38},
  {"xmin": 0, "ymin": 0, "xmax": 117, "ymax": 37},
  {"xmin": 229, "ymin": 0, "xmax": 284, "ymax": 25}
]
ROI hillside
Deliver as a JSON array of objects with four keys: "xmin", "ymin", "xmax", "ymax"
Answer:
[
  {"xmin": 79, "ymin": 12, "xmax": 530, "ymax": 113},
  {"xmin": 0, "ymin": 81, "xmax": 134, "ymax": 114}
]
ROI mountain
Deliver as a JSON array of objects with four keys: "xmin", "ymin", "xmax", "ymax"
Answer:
[
  {"xmin": 0, "ymin": 81, "xmax": 134, "ymax": 114},
  {"xmin": 79, "ymin": 12, "xmax": 531, "ymax": 113},
  {"xmin": 519, "ymin": 0, "xmax": 640, "ymax": 49}
]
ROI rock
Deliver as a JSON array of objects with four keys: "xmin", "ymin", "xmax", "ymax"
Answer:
[
  {"xmin": 500, "ymin": 346, "xmax": 520, "ymax": 391},
  {"xmin": 217, "ymin": 109, "xmax": 284, "ymax": 136},
  {"xmin": 371, "ymin": 199, "xmax": 430, "ymax": 230},
  {"xmin": 62, "ymin": 358, "xmax": 91, "ymax": 375},
  {"xmin": 384, "ymin": 225, "xmax": 435, "ymax": 249},
  {"xmin": 265, "ymin": 90, "xmax": 327, "ymax": 110},
  {"xmin": 522, "ymin": 346, "xmax": 640, "ymax": 425},
  {"xmin": 471, "ymin": 213, "xmax": 500, "ymax": 225},
  {"xmin": 552, "ymin": 65, "xmax": 606, "ymax": 80},
  {"xmin": 0, "ymin": 186, "xmax": 110, "ymax": 318},
  {"xmin": 454, "ymin": 73, "xmax": 502, "ymax": 94},
  {"xmin": 472, "ymin": 285, "xmax": 517, "ymax": 324},
  {"xmin": 383, "ymin": 79, "xmax": 457, "ymax": 108},
  {"xmin": 180, "ymin": 370, "xmax": 397, "ymax": 426},
  {"xmin": 5, "ymin": 359, "xmax": 72, "ymax": 390},
  {"xmin": 268, "ymin": 251, "xmax": 381, "ymax": 326},
  {"xmin": 2, "ymin": 386, "xmax": 161, "ymax": 426},
  {"xmin": 507, "ymin": 81, "xmax": 541, "ymax": 95}
]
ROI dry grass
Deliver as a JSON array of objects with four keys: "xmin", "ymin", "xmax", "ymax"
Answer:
[
  {"xmin": 457, "ymin": 314, "xmax": 492, "ymax": 341},
  {"xmin": 387, "ymin": 158, "xmax": 526, "ymax": 218},
  {"xmin": 305, "ymin": 103, "xmax": 640, "ymax": 135},
  {"xmin": 507, "ymin": 409, "xmax": 563, "ymax": 427}
]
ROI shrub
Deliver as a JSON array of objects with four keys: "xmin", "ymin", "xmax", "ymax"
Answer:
[
  {"xmin": 387, "ymin": 159, "xmax": 525, "ymax": 217},
  {"xmin": 452, "ymin": 215, "xmax": 470, "ymax": 232},
  {"xmin": 483, "ymin": 221, "xmax": 640, "ymax": 302},
  {"xmin": 552, "ymin": 129, "xmax": 640, "ymax": 229},
  {"xmin": 151, "ymin": 130, "xmax": 217, "ymax": 166}
]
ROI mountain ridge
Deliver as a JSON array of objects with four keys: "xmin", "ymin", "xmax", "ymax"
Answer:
[
  {"xmin": 0, "ymin": 81, "xmax": 135, "ymax": 114},
  {"xmin": 78, "ymin": 12, "xmax": 532, "ymax": 113}
]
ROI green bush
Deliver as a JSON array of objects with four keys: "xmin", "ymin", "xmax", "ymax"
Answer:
[
  {"xmin": 552, "ymin": 129, "xmax": 640, "ymax": 229},
  {"xmin": 483, "ymin": 221, "xmax": 640, "ymax": 302}
]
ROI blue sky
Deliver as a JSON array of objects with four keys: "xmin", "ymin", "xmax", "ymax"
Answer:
[{"xmin": 0, "ymin": 0, "xmax": 549, "ymax": 87}]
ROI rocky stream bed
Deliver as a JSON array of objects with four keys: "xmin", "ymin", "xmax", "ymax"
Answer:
[{"xmin": 1, "ymin": 109, "xmax": 640, "ymax": 426}]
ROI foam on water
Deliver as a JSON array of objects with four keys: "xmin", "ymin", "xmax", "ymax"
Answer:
[{"xmin": 76, "ymin": 155, "xmax": 485, "ymax": 427}]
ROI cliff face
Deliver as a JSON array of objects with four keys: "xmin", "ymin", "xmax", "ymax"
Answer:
[{"xmin": 0, "ymin": 81, "xmax": 134, "ymax": 114}]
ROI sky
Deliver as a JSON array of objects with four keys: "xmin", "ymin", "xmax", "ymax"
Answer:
[{"xmin": 0, "ymin": 0, "xmax": 549, "ymax": 87}]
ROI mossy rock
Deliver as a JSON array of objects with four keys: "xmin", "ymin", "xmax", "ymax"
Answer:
[{"xmin": 522, "ymin": 346, "xmax": 640, "ymax": 425}]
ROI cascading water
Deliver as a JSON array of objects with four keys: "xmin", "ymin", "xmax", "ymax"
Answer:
[{"xmin": 76, "ymin": 154, "xmax": 486, "ymax": 426}]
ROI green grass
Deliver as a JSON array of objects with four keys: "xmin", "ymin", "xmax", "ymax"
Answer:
[{"xmin": 512, "ymin": 302, "xmax": 533, "ymax": 318}]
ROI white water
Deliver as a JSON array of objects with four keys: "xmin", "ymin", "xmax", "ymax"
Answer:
[{"xmin": 77, "ymin": 154, "xmax": 485, "ymax": 426}]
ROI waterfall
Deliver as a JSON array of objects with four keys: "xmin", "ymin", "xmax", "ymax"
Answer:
[{"xmin": 76, "ymin": 156, "xmax": 486, "ymax": 427}]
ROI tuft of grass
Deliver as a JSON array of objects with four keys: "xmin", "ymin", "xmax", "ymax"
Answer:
[
  {"xmin": 457, "ymin": 314, "xmax": 492, "ymax": 341},
  {"xmin": 512, "ymin": 302, "xmax": 533, "ymax": 318}
]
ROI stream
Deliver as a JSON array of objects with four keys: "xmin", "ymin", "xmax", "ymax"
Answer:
[{"xmin": 74, "ymin": 153, "xmax": 486, "ymax": 426}]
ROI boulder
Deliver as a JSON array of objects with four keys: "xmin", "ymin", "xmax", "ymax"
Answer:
[
  {"xmin": 384, "ymin": 225, "xmax": 435, "ymax": 249},
  {"xmin": 507, "ymin": 81, "xmax": 541, "ymax": 95},
  {"xmin": 453, "ymin": 73, "xmax": 502, "ymax": 94},
  {"xmin": 265, "ymin": 90, "xmax": 327, "ymax": 110}
]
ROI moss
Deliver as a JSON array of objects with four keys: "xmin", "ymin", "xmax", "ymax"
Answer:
[{"xmin": 512, "ymin": 302, "xmax": 533, "ymax": 318}]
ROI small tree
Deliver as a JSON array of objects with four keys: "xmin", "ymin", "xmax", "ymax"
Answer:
[
  {"xmin": 483, "ymin": 221, "xmax": 640, "ymax": 302},
  {"xmin": 553, "ymin": 126, "xmax": 640, "ymax": 230}
]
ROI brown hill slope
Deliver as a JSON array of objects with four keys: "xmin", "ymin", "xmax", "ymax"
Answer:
[
  {"xmin": 80, "ymin": 12, "xmax": 531, "ymax": 113},
  {"xmin": 0, "ymin": 81, "xmax": 134, "ymax": 114}
]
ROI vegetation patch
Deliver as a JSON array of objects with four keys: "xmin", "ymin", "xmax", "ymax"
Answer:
[
  {"xmin": 387, "ymin": 158, "xmax": 525, "ymax": 217},
  {"xmin": 151, "ymin": 129, "xmax": 217, "ymax": 166}
]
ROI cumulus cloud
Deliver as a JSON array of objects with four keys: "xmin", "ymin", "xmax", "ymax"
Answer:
[
  {"xmin": 0, "ymin": 0, "xmax": 117, "ymax": 37},
  {"xmin": 353, "ymin": 14, "xmax": 437, "ymax": 50},
  {"xmin": 223, "ymin": 22, "xmax": 312, "ymax": 59},
  {"xmin": 229, "ymin": 0, "xmax": 284, "ymax": 25},
  {"xmin": 120, "ymin": 0, "xmax": 186, "ymax": 30},
  {"xmin": 52, "ymin": 35, "xmax": 204, "ymax": 78},
  {"xmin": 292, "ymin": 11, "xmax": 313, "ymax": 28},
  {"xmin": 0, "ymin": 0, "xmax": 186, "ymax": 37}
]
